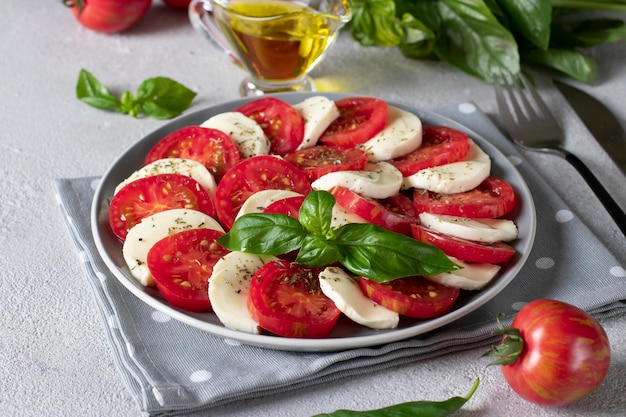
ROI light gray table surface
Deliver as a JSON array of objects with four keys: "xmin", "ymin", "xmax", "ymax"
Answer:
[{"xmin": 2, "ymin": 3, "xmax": 625, "ymax": 416}]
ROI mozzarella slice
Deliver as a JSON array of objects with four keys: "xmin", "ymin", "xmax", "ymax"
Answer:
[
  {"xmin": 311, "ymin": 161, "xmax": 403, "ymax": 199},
  {"xmin": 209, "ymin": 252, "xmax": 278, "ymax": 334},
  {"xmin": 114, "ymin": 158, "xmax": 217, "ymax": 197},
  {"xmin": 330, "ymin": 205, "xmax": 368, "ymax": 229},
  {"xmin": 293, "ymin": 96, "xmax": 340, "ymax": 150},
  {"xmin": 201, "ymin": 111, "xmax": 270, "ymax": 158},
  {"xmin": 427, "ymin": 257, "xmax": 501, "ymax": 290},
  {"xmin": 235, "ymin": 189, "xmax": 304, "ymax": 219},
  {"xmin": 319, "ymin": 267, "xmax": 399, "ymax": 329},
  {"xmin": 419, "ymin": 212, "xmax": 518, "ymax": 243},
  {"xmin": 357, "ymin": 106, "xmax": 423, "ymax": 162},
  {"xmin": 401, "ymin": 139, "xmax": 490, "ymax": 194},
  {"xmin": 122, "ymin": 209, "xmax": 224, "ymax": 287}
]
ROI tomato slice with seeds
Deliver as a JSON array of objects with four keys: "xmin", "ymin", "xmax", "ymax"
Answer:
[
  {"xmin": 264, "ymin": 195, "xmax": 305, "ymax": 220},
  {"xmin": 248, "ymin": 260, "xmax": 341, "ymax": 338},
  {"xmin": 109, "ymin": 174, "xmax": 216, "ymax": 241},
  {"xmin": 235, "ymin": 97, "xmax": 305, "ymax": 156},
  {"xmin": 359, "ymin": 276, "xmax": 459, "ymax": 319},
  {"xmin": 147, "ymin": 228, "xmax": 229, "ymax": 312},
  {"xmin": 215, "ymin": 155, "xmax": 312, "ymax": 230},
  {"xmin": 413, "ymin": 176, "xmax": 517, "ymax": 218},
  {"xmin": 411, "ymin": 224, "xmax": 516, "ymax": 264},
  {"xmin": 284, "ymin": 145, "xmax": 369, "ymax": 182},
  {"xmin": 145, "ymin": 126, "xmax": 241, "ymax": 182},
  {"xmin": 319, "ymin": 97, "xmax": 388, "ymax": 148},
  {"xmin": 390, "ymin": 126, "xmax": 470, "ymax": 176},
  {"xmin": 330, "ymin": 186, "xmax": 416, "ymax": 235}
]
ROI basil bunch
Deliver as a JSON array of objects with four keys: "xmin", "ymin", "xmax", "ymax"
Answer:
[
  {"xmin": 347, "ymin": 0, "xmax": 626, "ymax": 84},
  {"xmin": 76, "ymin": 69, "xmax": 196, "ymax": 119},
  {"xmin": 217, "ymin": 190, "xmax": 458, "ymax": 283}
]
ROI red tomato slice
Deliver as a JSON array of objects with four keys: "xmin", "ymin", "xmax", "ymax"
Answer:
[
  {"xmin": 109, "ymin": 174, "xmax": 216, "ymax": 241},
  {"xmin": 359, "ymin": 276, "xmax": 459, "ymax": 319},
  {"xmin": 330, "ymin": 186, "xmax": 416, "ymax": 235},
  {"xmin": 235, "ymin": 97, "xmax": 305, "ymax": 156},
  {"xmin": 215, "ymin": 155, "xmax": 312, "ymax": 230},
  {"xmin": 247, "ymin": 260, "xmax": 341, "ymax": 338},
  {"xmin": 319, "ymin": 97, "xmax": 388, "ymax": 148},
  {"xmin": 147, "ymin": 228, "xmax": 229, "ymax": 312},
  {"xmin": 413, "ymin": 176, "xmax": 517, "ymax": 218},
  {"xmin": 264, "ymin": 195, "xmax": 305, "ymax": 220},
  {"xmin": 390, "ymin": 126, "xmax": 470, "ymax": 176},
  {"xmin": 145, "ymin": 126, "xmax": 242, "ymax": 182},
  {"xmin": 284, "ymin": 145, "xmax": 369, "ymax": 182},
  {"xmin": 411, "ymin": 224, "xmax": 516, "ymax": 264}
]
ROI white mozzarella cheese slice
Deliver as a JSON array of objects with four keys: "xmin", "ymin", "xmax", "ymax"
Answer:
[
  {"xmin": 330, "ymin": 205, "xmax": 368, "ymax": 229},
  {"xmin": 201, "ymin": 111, "xmax": 270, "ymax": 158},
  {"xmin": 419, "ymin": 212, "xmax": 518, "ymax": 243},
  {"xmin": 319, "ymin": 267, "xmax": 399, "ymax": 329},
  {"xmin": 426, "ymin": 257, "xmax": 501, "ymax": 290},
  {"xmin": 235, "ymin": 189, "xmax": 304, "ymax": 220},
  {"xmin": 401, "ymin": 139, "xmax": 490, "ymax": 194},
  {"xmin": 293, "ymin": 96, "xmax": 340, "ymax": 150},
  {"xmin": 209, "ymin": 252, "xmax": 278, "ymax": 334},
  {"xmin": 114, "ymin": 158, "xmax": 217, "ymax": 197},
  {"xmin": 357, "ymin": 106, "xmax": 423, "ymax": 162},
  {"xmin": 122, "ymin": 209, "xmax": 224, "ymax": 287},
  {"xmin": 311, "ymin": 161, "xmax": 403, "ymax": 199}
]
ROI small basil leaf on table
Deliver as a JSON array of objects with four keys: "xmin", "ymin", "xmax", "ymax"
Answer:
[
  {"xmin": 135, "ymin": 76, "xmax": 197, "ymax": 120},
  {"xmin": 217, "ymin": 213, "xmax": 306, "ymax": 255},
  {"xmin": 313, "ymin": 378, "xmax": 480, "ymax": 417},
  {"xmin": 76, "ymin": 69, "xmax": 122, "ymax": 112},
  {"xmin": 332, "ymin": 223, "xmax": 459, "ymax": 282}
]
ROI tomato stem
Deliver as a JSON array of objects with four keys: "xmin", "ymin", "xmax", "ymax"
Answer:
[{"xmin": 482, "ymin": 315, "xmax": 524, "ymax": 366}]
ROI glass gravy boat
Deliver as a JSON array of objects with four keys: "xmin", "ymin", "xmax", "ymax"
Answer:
[{"xmin": 189, "ymin": 0, "xmax": 351, "ymax": 96}]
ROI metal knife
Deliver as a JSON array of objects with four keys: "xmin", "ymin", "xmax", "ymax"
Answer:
[{"xmin": 554, "ymin": 80, "xmax": 626, "ymax": 176}]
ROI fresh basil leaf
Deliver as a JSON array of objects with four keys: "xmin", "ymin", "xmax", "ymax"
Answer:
[
  {"xmin": 136, "ymin": 76, "xmax": 197, "ymax": 120},
  {"xmin": 497, "ymin": 0, "xmax": 552, "ymax": 50},
  {"xmin": 521, "ymin": 47, "xmax": 598, "ymax": 84},
  {"xmin": 313, "ymin": 378, "xmax": 480, "ymax": 417},
  {"xmin": 332, "ymin": 223, "xmax": 459, "ymax": 282},
  {"xmin": 295, "ymin": 234, "xmax": 343, "ymax": 267},
  {"xmin": 120, "ymin": 91, "xmax": 140, "ymax": 118},
  {"xmin": 76, "ymin": 69, "xmax": 122, "ymax": 112},
  {"xmin": 299, "ymin": 190, "xmax": 335, "ymax": 237},
  {"xmin": 551, "ymin": 18, "xmax": 626, "ymax": 47},
  {"xmin": 217, "ymin": 213, "xmax": 306, "ymax": 255}
]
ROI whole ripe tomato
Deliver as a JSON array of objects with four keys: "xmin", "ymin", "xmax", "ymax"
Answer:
[
  {"xmin": 64, "ymin": 0, "xmax": 152, "ymax": 33},
  {"xmin": 161, "ymin": 0, "xmax": 191, "ymax": 9},
  {"xmin": 486, "ymin": 299, "xmax": 611, "ymax": 406}
]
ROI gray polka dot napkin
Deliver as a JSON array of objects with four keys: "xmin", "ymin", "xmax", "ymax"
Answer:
[{"xmin": 54, "ymin": 102, "xmax": 626, "ymax": 416}]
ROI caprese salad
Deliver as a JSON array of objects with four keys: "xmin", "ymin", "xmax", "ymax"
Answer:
[{"xmin": 108, "ymin": 95, "xmax": 519, "ymax": 339}]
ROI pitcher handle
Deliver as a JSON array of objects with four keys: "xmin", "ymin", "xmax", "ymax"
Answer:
[{"xmin": 188, "ymin": 0, "xmax": 243, "ymax": 67}]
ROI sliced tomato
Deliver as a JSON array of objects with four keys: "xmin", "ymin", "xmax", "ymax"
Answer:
[
  {"xmin": 109, "ymin": 174, "xmax": 216, "ymax": 240},
  {"xmin": 147, "ymin": 228, "xmax": 229, "ymax": 312},
  {"xmin": 413, "ymin": 176, "xmax": 517, "ymax": 218},
  {"xmin": 390, "ymin": 125, "xmax": 470, "ymax": 176},
  {"xmin": 264, "ymin": 195, "xmax": 305, "ymax": 220},
  {"xmin": 359, "ymin": 276, "xmax": 459, "ymax": 319},
  {"xmin": 235, "ymin": 97, "xmax": 305, "ymax": 156},
  {"xmin": 284, "ymin": 145, "xmax": 369, "ymax": 182},
  {"xmin": 145, "ymin": 126, "xmax": 241, "ymax": 182},
  {"xmin": 247, "ymin": 260, "xmax": 341, "ymax": 338},
  {"xmin": 215, "ymin": 155, "xmax": 312, "ymax": 230},
  {"xmin": 330, "ymin": 186, "xmax": 416, "ymax": 235},
  {"xmin": 319, "ymin": 97, "xmax": 388, "ymax": 148},
  {"xmin": 411, "ymin": 224, "xmax": 516, "ymax": 264}
]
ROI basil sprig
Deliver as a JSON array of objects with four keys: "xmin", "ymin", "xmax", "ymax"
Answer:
[
  {"xmin": 217, "ymin": 191, "xmax": 458, "ymax": 283},
  {"xmin": 76, "ymin": 69, "xmax": 196, "ymax": 120},
  {"xmin": 313, "ymin": 378, "xmax": 479, "ymax": 417}
]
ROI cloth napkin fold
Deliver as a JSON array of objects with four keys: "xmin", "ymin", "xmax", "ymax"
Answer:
[{"xmin": 54, "ymin": 102, "xmax": 626, "ymax": 416}]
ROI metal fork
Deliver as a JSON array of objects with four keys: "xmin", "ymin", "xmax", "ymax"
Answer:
[{"xmin": 493, "ymin": 71, "xmax": 626, "ymax": 237}]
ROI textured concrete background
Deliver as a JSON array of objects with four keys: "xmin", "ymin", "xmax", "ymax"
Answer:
[{"xmin": 1, "ymin": 2, "xmax": 624, "ymax": 416}]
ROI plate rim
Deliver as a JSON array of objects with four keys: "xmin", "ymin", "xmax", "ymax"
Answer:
[{"xmin": 91, "ymin": 92, "xmax": 537, "ymax": 352}]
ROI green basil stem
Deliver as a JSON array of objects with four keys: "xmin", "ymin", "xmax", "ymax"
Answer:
[
  {"xmin": 552, "ymin": 0, "xmax": 626, "ymax": 12},
  {"xmin": 312, "ymin": 378, "xmax": 480, "ymax": 417}
]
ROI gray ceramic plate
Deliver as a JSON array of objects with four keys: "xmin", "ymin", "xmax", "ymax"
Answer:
[{"xmin": 91, "ymin": 93, "xmax": 536, "ymax": 352}]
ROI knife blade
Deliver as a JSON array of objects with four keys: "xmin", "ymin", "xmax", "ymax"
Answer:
[{"xmin": 554, "ymin": 80, "xmax": 626, "ymax": 176}]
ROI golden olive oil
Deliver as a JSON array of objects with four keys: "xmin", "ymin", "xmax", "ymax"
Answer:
[{"xmin": 216, "ymin": 1, "xmax": 337, "ymax": 81}]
